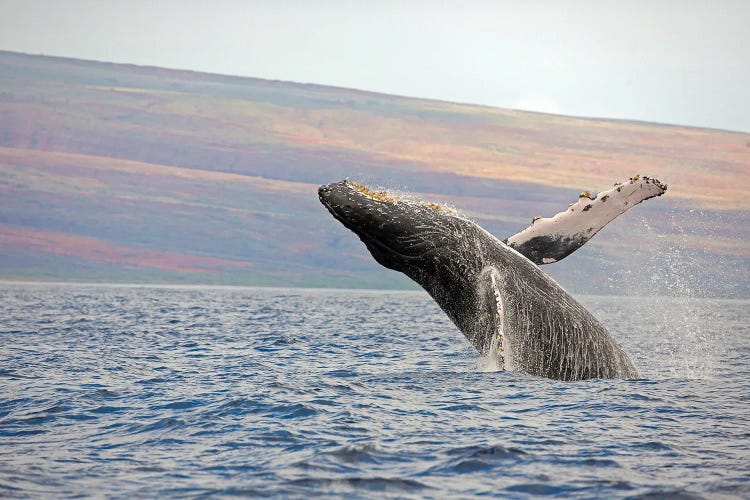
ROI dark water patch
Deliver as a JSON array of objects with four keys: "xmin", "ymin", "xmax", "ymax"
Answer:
[
  {"xmin": 581, "ymin": 479, "xmax": 636, "ymax": 491},
  {"xmin": 0, "ymin": 482, "xmax": 24, "ymax": 493},
  {"xmin": 155, "ymin": 399, "xmax": 204, "ymax": 411},
  {"xmin": 89, "ymin": 404, "xmax": 126, "ymax": 414},
  {"xmin": 253, "ymin": 429, "xmax": 301, "ymax": 444},
  {"xmin": 91, "ymin": 388, "xmax": 120, "ymax": 398},
  {"xmin": 625, "ymin": 489, "xmax": 706, "ymax": 499},
  {"xmin": 278, "ymin": 403, "xmax": 319, "ymax": 419},
  {"xmin": 121, "ymin": 417, "xmax": 186, "ymax": 436},
  {"xmin": 447, "ymin": 444, "xmax": 528, "ymax": 460},
  {"xmin": 522, "ymin": 438, "xmax": 566, "ymax": 446},
  {"xmin": 633, "ymin": 441, "xmax": 678, "ymax": 452},
  {"xmin": 135, "ymin": 374, "xmax": 183, "ymax": 385},
  {"xmin": 628, "ymin": 392, "xmax": 663, "ymax": 402},
  {"xmin": 578, "ymin": 457, "xmax": 622, "ymax": 467},
  {"xmin": 61, "ymin": 412, "xmax": 98, "ymax": 422},
  {"xmin": 505, "ymin": 482, "xmax": 580, "ymax": 495},
  {"xmin": 0, "ymin": 428, "xmax": 47, "ymax": 437},
  {"xmin": 132, "ymin": 465, "xmax": 168, "ymax": 473},
  {"xmin": 440, "ymin": 403, "xmax": 486, "ymax": 412},
  {"xmin": 425, "ymin": 444, "xmax": 529, "ymax": 475},
  {"xmin": 325, "ymin": 443, "xmax": 393, "ymax": 465},
  {"xmin": 289, "ymin": 476, "xmax": 431, "ymax": 494},
  {"xmin": 325, "ymin": 369, "xmax": 359, "ymax": 378},
  {"xmin": 209, "ymin": 397, "xmax": 259, "ymax": 417}
]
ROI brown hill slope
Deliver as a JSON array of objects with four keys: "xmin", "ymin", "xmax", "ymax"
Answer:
[{"xmin": 0, "ymin": 51, "xmax": 748, "ymax": 295}]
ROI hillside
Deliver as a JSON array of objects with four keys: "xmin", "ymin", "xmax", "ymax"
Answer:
[{"xmin": 0, "ymin": 51, "xmax": 748, "ymax": 295}]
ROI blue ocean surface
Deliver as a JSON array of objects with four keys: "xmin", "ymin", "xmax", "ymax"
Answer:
[{"xmin": 1, "ymin": 283, "xmax": 748, "ymax": 498}]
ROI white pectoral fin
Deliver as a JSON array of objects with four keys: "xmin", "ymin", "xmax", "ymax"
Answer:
[{"xmin": 505, "ymin": 175, "xmax": 667, "ymax": 265}]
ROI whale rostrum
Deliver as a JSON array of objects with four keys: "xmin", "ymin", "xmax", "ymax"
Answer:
[{"xmin": 318, "ymin": 177, "xmax": 666, "ymax": 380}]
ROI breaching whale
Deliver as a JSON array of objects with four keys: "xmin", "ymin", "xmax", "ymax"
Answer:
[{"xmin": 318, "ymin": 176, "xmax": 666, "ymax": 380}]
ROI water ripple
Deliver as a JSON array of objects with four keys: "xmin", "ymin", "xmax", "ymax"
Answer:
[{"xmin": 0, "ymin": 284, "xmax": 748, "ymax": 498}]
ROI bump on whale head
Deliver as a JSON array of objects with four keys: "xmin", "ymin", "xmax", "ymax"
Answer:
[{"xmin": 318, "ymin": 180, "xmax": 470, "ymax": 273}]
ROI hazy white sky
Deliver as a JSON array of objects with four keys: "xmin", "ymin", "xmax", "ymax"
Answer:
[{"xmin": 1, "ymin": 0, "xmax": 748, "ymax": 132}]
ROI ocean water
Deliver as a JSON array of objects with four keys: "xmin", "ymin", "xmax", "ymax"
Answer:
[{"xmin": 1, "ymin": 283, "xmax": 748, "ymax": 498}]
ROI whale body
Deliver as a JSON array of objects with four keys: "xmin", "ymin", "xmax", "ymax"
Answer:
[{"xmin": 318, "ymin": 177, "xmax": 666, "ymax": 380}]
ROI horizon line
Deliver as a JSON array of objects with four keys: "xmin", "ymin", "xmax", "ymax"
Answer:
[{"xmin": 1, "ymin": 278, "xmax": 746, "ymax": 301}]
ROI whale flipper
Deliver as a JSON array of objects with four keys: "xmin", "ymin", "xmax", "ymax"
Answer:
[{"xmin": 505, "ymin": 175, "xmax": 667, "ymax": 265}]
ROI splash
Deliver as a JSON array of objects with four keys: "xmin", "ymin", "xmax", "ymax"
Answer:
[
  {"xmin": 642, "ymin": 215, "xmax": 718, "ymax": 379},
  {"xmin": 477, "ymin": 350, "xmax": 503, "ymax": 373},
  {"xmin": 612, "ymin": 210, "xmax": 737, "ymax": 379}
]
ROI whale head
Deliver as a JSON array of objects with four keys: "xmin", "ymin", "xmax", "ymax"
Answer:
[
  {"xmin": 317, "ymin": 179, "xmax": 499, "ymax": 299},
  {"xmin": 318, "ymin": 180, "xmax": 475, "ymax": 272}
]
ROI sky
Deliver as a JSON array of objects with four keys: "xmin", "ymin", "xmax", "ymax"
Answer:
[{"xmin": 1, "ymin": 0, "xmax": 749, "ymax": 132}]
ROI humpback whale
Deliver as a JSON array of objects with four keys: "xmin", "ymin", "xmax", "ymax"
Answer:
[{"xmin": 318, "ymin": 176, "xmax": 666, "ymax": 381}]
